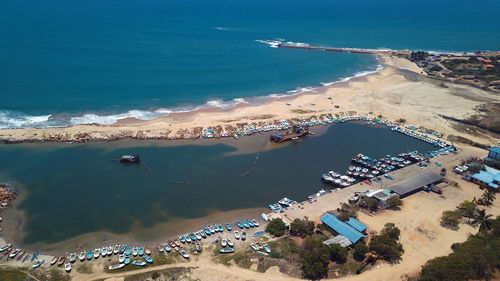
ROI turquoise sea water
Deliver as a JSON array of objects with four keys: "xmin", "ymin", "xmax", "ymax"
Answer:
[
  {"xmin": 1, "ymin": 0, "xmax": 499, "ymax": 128},
  {"xmin": 0, "ymin": 123, "xmax": 437, "ymax": 245}
]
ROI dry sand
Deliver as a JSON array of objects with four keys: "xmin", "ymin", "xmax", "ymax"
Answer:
[{"xmin": 0, "ymin": 55, "xmax": 498, "ymax": 147}]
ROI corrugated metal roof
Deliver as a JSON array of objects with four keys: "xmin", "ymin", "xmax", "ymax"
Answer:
[
  {"xmin": 321, "ymin": 214, "xmax": 365, "ymax": 243},
  {"xmin": 472, "ymin": 170, "xmax": 496, "ymax": 183},
  {"xmin": 322, "ymin": 235, "xmax": 352, "ymax": 248},
  {"xmin": 389, "ymin": 171, "xmax": 443, "ymax": 196},
  {"xmin": 489, "ymin": 147, "xmax": 500, "ymax": 153},
  {"xmin": 346, "ymin": 218, "xmax": 368, "ymax": 232}
]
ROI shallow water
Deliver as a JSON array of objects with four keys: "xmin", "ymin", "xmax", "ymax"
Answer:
[{"xmin": 0, "ymin": 123, "xmax": 436, "ymax": 247}]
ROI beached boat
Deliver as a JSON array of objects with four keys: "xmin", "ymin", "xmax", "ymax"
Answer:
[
  {"xmin": 0, "ymin": 243, "xmax": 12, "ymax": 253},
  {"xmin": 203, "ymin": 228, "xmax": 211, "ymax": 236},
  {"xmin": 242, "ymin": 221, "xmax": 249, "ymax": 228},
  {"xmin": 234, "ymin": 230, "xmax": 240, "ymax": 240},
  {"xmin": 145, "ymin": 248, "xmax": 151, "ymax": 256},
  {"xmin": 124, "ymin": 255, "xmax": 131, "ymax": 265},
  {"xmin": 185, "ymin": 234, "xmax": 192, "ymax": 243},
  {"xmin": 64, "ymin": 262, "xmax": 72, "ymax": 272},
  {"xmin": 189, "ymin": 233, "xmax": 197, "ymax": 241},
  {"xmin": 235, "ymin": 221, "xmax": 244, "ymax": 229},
  {"xmin": 157, "ymin": 245, "xmax": 164, "ymax": 254},
  {"xmin": 168, "ymin": 240, "xmax": 176, "ymax": 248},
  {"xmin": 119, "ymin": 254, "xmax": 125, "ymax": 263},
  {"xmin": 138, "ymin": 246, "xmax": 144, "ymax": 256},
  {"xmin": 241, "ymin": 231, "xmax": 247, "ymax": 241},
  {"xmin": 227, "ymin": 238, "xmax": 234, "ymax": 247},
  {"xmin": 178, "ymin": 249, "xmax": 190, "ymax": 259},
  {"xmin": 56, "ymin": 256, "xmax": 66, "ymax": 266},
  {"xmin": 16, "ymin": 251, "xmax": 25, "ymax": 261},
  {"xmin": 199, "ymin": 230, "xmax": 207, "ymax": 238},
  {"xmin": 261, "ymin": 213, "xmax": 269, "ymax": 222},
  {"xmin": 108, "ymin": 263, "xmax": 125, "ymax": 270},
  {"xmin": 79, "ymin": 251, "xmax": 85, "ymax": 261},
  {"xmin": 219, "ymin": 248, "xmax": 235, "ymax": 254},
  {"xmin": 143, "ymin": 255, "xmax": 153, "ymax": 263},
  {"xmin": 252, "ymin": 219, "xmax": 260, "ymax": 227},
  {"xmin": 221, "ymin": 239, "xmax": 227, "ymax": 247},
  {"xmin": 250, "ymin": 243, "xmax": 260, "ymax": 251},
  {"xmin": 9, "ymin": 249, "xmax": 20, "ymax": 259},
  {"xmin": 224, "ymin": 223, "xmax": 233, "ymax": 231},
  {"xmin": 195, "ymin": 242, "xmax": 202, "ymax": 253},
  {"xmin": 69, "ymin": 253, "xmax": 77, "ymax": 263},
  {"xmin": 22, "ymin": 253, "xmax": 31, "ymax": 263},
  {"xmin": 3, "ymin": 248, "xmax": 12, "ymax": 256},
  {"xmin": 101, "ymin": 247, "xmax": 107, "ymax": 257},
  {"xmin": 31, "ymin": 250, "xmax": 39, "ymax": 261},
  {"xmin": 253, "ymin": 231, "xmax": 265, "ymax": 237},
  {"xmin": 384, "ymin": 174, "xmax": 394, "ymax": 180},
  {"xmin": 50, "ymin": 257, "xmax": 58, "ymax": 266},
  {"xmin": 87, "ymin": 250, "xmax": 93, "ymax": 261},
  {"xmin": 32, "ymin": 259, "xmax": 44, "ymax": 268},
  {"xmin": 208, "ymin": 225, "xmax": 216, "ymax": 234},
  {"xmin": 195, "ymin": 232, "xmax": 203, "ymax": 240},
  {"xmin": 263, "ymin": 244, "xmax": 271, "ymax": 253},
  {"xmin": 178, "ymin": 235, "xmax": 186, "ymax": 243},
  {"xmin": 163, "ymin": 244, "xmax": 172, "ymax": 253},
  {"xmin": 247, "ymin": 220, "xmax": 255, "ymax": 227},
  {"xmin": 132, "ymin": 260, "xmax": 147, "ymax": 266},
  {"xmin": 107, "ymin": 246, "xmax": 113, "ymax": 256},
  {"xmin": 132, "ymin": 247, "xmax": 138, "ymax": 256},
  {"xmin": 113, "ymin": 245, "xmax": 120, "ymax": 255}
]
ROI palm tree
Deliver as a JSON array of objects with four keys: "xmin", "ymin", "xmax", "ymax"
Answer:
[
  {"xmin": 481, "ymin": 189, "xmax": 496, "ymax": 205},
  {"xmin": 471, "ymin": 209, "xmax": 493, "ymax": 233}
]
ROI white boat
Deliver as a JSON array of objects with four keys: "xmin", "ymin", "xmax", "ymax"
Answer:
[
  {"xmin": 261, "ymin": 213, "xmax": 268, "ymax": 222},
  {"xmin": 64, "ymin": 262, "xmax": 72, "ymax": 272},
  {"xmin": 69, "ymin": 253, "xmax": 77, "ymax": 263},
  {"xmin": 0, "ymin": 243, "xmax": 12, "ymax": 252},
  {"xmin": 263, "ymin": 243, "xmax": 272, "ymax": 253},
  {"xmin": 145, "ymin": 248, "xmax": 151, "ymax": 256},
  {"xmin": 50, "ymin": 257, "xmax": 58, "ymax": 265},
  {"xmin": 195, "ymin": 232, "xmax": 202, "ymax": 240},
  {"xmin": 234, "ymin": 230, "xmax": 240, "ymax": 240},
  {"xmin": 113, "ymin": 245, "xmax": 120, "ymax": 255},
  {"xmin": 107, "ymin": 246, "xmax": 113, "ymax": 256},
  {"xmin": 118, "ymin": 254, "xmax": 125, "ymax": 263},
  {"xmin": 9, "ymin": 249, "xmax": 21, "ymax": 259},
  {"xmin": 250, "ymin": 243, "xmax": 260, "ymax": 251},
  {"xmin": 252, "ymin": 219, "xmax": 259, "ymax": 227},
  {"xmin": 78, "ymin": 251, "xmax": 85, "ymax": 261},
  {"xmin": 32, "ymin": 259, "xmax": 45, "ymax": 268},
  {"xmin": 221, "ymin": 239, "xmax": 227, "ymax": 247},
  {"xmin": 132, "ymin": 247, "xmax": 138, "ymax": 256},
  {"xmin": 108, "ymin": 263, "xmax": 125, "ymax": 270},
  {"xmin": 93, "ymin": 249, "xmax": 100, "ymax": 259},
  {"xmin": 101, "ymin": 247, "xmax": 107, "ymax": 257},
  {"xmin": 178, "ymin": 249, "xmax": 190, "ymax": 259},
  {"xmin": 132, "ymin": 260, "xmax": 147, "ymax": 266},
  {"xmin": 227, "ymin": 238, "xmax": 234, "ymax": 247}
]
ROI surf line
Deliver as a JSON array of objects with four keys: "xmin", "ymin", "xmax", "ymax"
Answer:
[{"xmin": 140, "ymin": 140, "xmax": 268, "ymax": 185}]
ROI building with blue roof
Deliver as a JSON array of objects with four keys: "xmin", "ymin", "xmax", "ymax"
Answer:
[
  {"xmin": 485, "ymin": 147, "xmax": 500, "ymax": 169},
  {"xmin": 470, "ymin": 166, "xmax": 499, "ymax": 190},
  {"xmin": 345, "ymin": 218, "xmax": 368, "ymax": 233},
  {"xmin": 320, "ymin": 213, "xmax": 366, "ymax": 244}
]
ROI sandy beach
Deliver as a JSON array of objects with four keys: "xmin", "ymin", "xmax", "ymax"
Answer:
[{"xmin": 0, "ymin": 54, "xmax": 498, "ymax": 148}]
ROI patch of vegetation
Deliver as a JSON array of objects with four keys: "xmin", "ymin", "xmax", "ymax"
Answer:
[
  {"xmin": 369, "ymin": 223, "xmax": 404, "ymax": 263},
  {"xmin": 446, "ymin": 134, "xmax": 489, "ymax": 149},
  {"xmin": 248, "ymin": 114, "xmax": 276, "ymax": 120},
  {"xmin": 123, "ymin": 267, "xmax": 194, "ymax": 281},
  {"xmin": 266, "ymin": 218, "xmax": 287, "ymax": 237},
  {"xmin": 290, "ymin": 218, "xmax": 315, "ymax": 237},
  {"xmin": 0, "ymin": 268, "xmax": 28, "ymax": 281},
  {"xmin": 75, "ymin": 263, "xmax": 93, "ymax": 274},
  {"xmin": 353, "ymin": 243, "xmax": 369, "ymax": 262},
  {"xmin": 417, "ymin": 216, "xmax": 500, "ymax": 281},
  {"xmin": 216, "ymin": 251, "xmax": 253, "ymax": 269},
  {"xmin": 300, "ymin": 234, "xmax": 331, "ymax": 280},
  {"xmin": 456, "ymin": 200, "xmax": 478, "ymax": 222},
  {"xmin": 29, "ymin": 268, "xmax": 71, "ymax": 281},
  {"xmin": 290, "ymin": 109, "xmax": 316, "ymax": 114},
  {"xmin": 441, "ymin": 210, "xmax": 463, "ymax": 229},
  {"xmin": 396, "ymin": 118, "xmax": 407, "ymax": 124},
  {"xmin": 386, "ymin": 196, "xmax": 403, "ymax": 209},
  {"xmin": 329, "ymin": 244, "xmax": 348, "ymax": 264}
]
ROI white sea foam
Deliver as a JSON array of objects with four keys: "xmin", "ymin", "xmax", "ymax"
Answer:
[{"xmin": 0, "ymin": 111, "xmax": 53, "ymax": 129}]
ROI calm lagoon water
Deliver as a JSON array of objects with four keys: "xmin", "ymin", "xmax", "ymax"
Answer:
[{"xmin": 0, "ymin": 123, "xmax": 436, "ymax": 246}]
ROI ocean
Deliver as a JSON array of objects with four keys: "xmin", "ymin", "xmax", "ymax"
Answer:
[
  {"xmin": 1, "ymin": 0, "xmax": 499, "ymax": 129},
  {"xmin": 0, "ymin": 123, "xmax": 437, "ymax": 247}
]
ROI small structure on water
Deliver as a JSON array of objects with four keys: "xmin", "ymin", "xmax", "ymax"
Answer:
[
  {"xmin": 114, "ymin": 155, "xmax": 140, "ymax": 163},
  {"xmin": 270, "ymin": 125, "xmax": 309, "ymax": 143}
]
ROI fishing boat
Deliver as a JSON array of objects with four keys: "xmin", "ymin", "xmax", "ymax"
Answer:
[
  {"xmin": 113, "ymin": 245, "xmax": 120, "ymax": 255},
  {"xmin": 178, "ymin": 249, "xmax": 190, "ymax": 259},
  {"xmin": 178, "ymin": 235, "xmax": 186, "ymax": 243},
  {"xmin": 124, "ymin": 255, "xmax": 131, "ymax": 265},
  {"xmin": 220, "ymin": 239, "xmax": 227, "ymax": 247},
  {"xmin": 79, "ymin": 251, "xmax": 85, "ymax": 261},
  {"xmin": 219, "ymin": 248, "xmax": 235, "ymax": 254},
  {"xmin": 234, "ymin": 230, "xmax": 240, "ymax": 240},
  {"xmin": 252, "ymin": 219, "xmax": 260, "ymax": 227},
  {"xmin": 93, "ymin": 248, "xmax": 100, "ymax": 259},
  {"xmin": 101, "ymin": 247, "xmax": 108, "ymax": 257},
  {"xmin": 227, "ymin": 238, "xmax": 234, "ymax": 247},
  {"xmin": 69, "ymin": 253, "xmax": 76, "ymax": 263},
  {"xmin": 16, "ymin": 251, "xmax": 25, "ymax": 261},
  {"xmin": 117, "ymin": 154, "xmax": 140, "ymax": 163},
  {"xmin": 22, "ymin": 254, "xmax": 31, "ymax": 263},
  {"xmin": 250, "ymin": 243, "xmax": 260, "ymax": 251},
  {"xmin": 195, "ymin": 242, "xmax": 202, "ymax": 253},
  {"xmin": 132, "ymin": 260, "xmax": 147, "ymax": 266},
  {"xmin": 384, "ymin": 174, "xmax": 394, "ymax": 180},
  {"xmin": 108, "ymin": 263, "xmax": 125, "ymax": 270},
  {"xmin": 132, "ymin": 247, "xmax": 138, "ymax": 256},
  {"xmin": 242, "ymin": 221, "xmax": 249, "ymax": 228},
  {"xmin": 157, "ymin": 245, "xmax": 164, "ymax": 254},
  {"xmin": 208, "ymin": 225, "xmax": 216, "ymax": 234},
  {"xmin": 31, "ymin": 250, "xmax": 39, "ymax": 262},
  {"xmin": 199, "ymin": 230, "xmax": 207, "ymax": 239},
  {"xmin": 255, "ymin": 243, "xmax": 264, "ymax": 250},
  {"xmin": 9, "ymin": 249, "xmax": 20, "ymax": 259},
  {"xmin": 217, "ymin": 224, "xmax": 224, "ymax": 232},
  {"xmin": 64, "ymin": 262, "xmax": 72, "ymax": 272},
  {"xmin": 32, "ymin": 259, "xmax": 44, "ymax": 268},
  {"xmin": 119, "ymin": 245, "xmax": 126, "ymax": 254},
  {"xmin": 189, "ymin": 233, "xmax": 197, "ymax": 241},
  {"xmin": 125, "ymin": 247, "xmax": 131, "ymax": 256},
  {"xmin": 119, "ymin": 254, "xmax": 125, "ymax": 263},
  {"xmin": 143, "ymin": 255, "xmax": 153, "ymax": 263},
  {"xmin": 263, "ymin": 244, "xmax": 272, "ymax": 253},
  {"xmin": 224, "ymin": 223, "xmax": 233, "ymax": 231},
  {"xmin": 138, "ymin": 246, "xmax": 144, "ymax": 256},
  {"xmin": 107, "ymin": 246, "xmax": 113, "ymax": 256},
  {"xmin": 253, "ymin": 231, "xmax": 265, "ymax": 237},
  {"xmin": 3, "ymin": 248, "xmax": 12, "ymax": 257},
  {"xmin": 168, "ymin": 240, "xmax": 176, "ymax": 248},
  {"xmin": 185, "ymin": 235, "xmax": 192, "ymax": 243},
  {"xmin": 247, "ymin": 220, "xmax": 255, "ymax": 227},
  {"xmin": 56, "ymin": 256, "xmax": 66, "ymax": 266},
  {"xmin": 0, "ymin": 243, "xmax": 12, "ymax": 253},
  {"xmin": 195, "ymin": 232, "xmax": 203, "ymax": 240},
  {"xmin": 50, "ymin": 257, "xmax": 58, "ymax": 266},
  {"xmin": 261, "ymin": 213, "xmax": 269, "ymax": 222},
  {"xmin": 235, "ymin": 221, "xmax": 244, "ymax": 229},
  {"xmin": 145, "ymin": 248, "xmax": 151, "ymax": 255},
  {"xmin": 241, "ymin": 231, "xmax": 247, "ymax": 241},
  {"xmin": 203, "ymin": 228, "xmax": 211, "ymax": 236},
  {"xmin": 87, "ymin": 250, "xmax": 93, "ymax": 261},
  {"xmin": 163, "ymin": 244, "xmax": 172, "ymax": 253}
]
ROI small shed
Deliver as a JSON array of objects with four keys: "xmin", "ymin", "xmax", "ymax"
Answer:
[{"xmin": 322, "ymin": 235, "xmax": 352, "ymax": 248}]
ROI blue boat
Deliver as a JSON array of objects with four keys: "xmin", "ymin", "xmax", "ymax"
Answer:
[
  {"xmin": 31, "ymin": 250, "xmax": 39, "ymax": 262},
  {"xmin": 224, "ymin": 223, "xmax": 233, "ymax": 231},
  {"xmin": 124, "ymin": 255, "xmax": 131, "ymax": 265},
  {"xmin": 178, "ymin": 235, "xmax": 186, "ymax": 243},
  {"xmin": 132, "ymin": 260, "xmax": 147, "ymax": 266},
  {"xmin": 253, "ymin": 231, "xmax": 265, "ymax": 237},
  {"xmin": 163, "ymin": 244, "xmax": 171, "ymax": 253},
  {"xmin": 138, "ymin": 247, "xmax": 144, "ymax": 256},
  {"xmin": 243, "ymin": 221, "xmax": 250, "ymax": 228},
  {"xmin": 86, "ymin": 250, "xmax": 93, "ymax": 260},
  {"xmin": 143, "ymin": 255, "xmax": 153, "ymax": 263},
  {"xmin": 236, "ymin": 221, "xmax": 244, "ymax": 229},
  {"xmin": 204, "ymin": 228, "xmax": 211, "ymax": 236},
  {"xmin": 219, "ymin": 247, "xmax": 235, "ymax": 254},
  {"xmin": 384, "ymin": 174, "xmax": 394, "ymax": 180},
  {"xmin": 247, "ymin": 220, "xmax": 255, "ymax": 227},
  {"xmin": 189, "ymin": 232, "xmax": 197, "ymax": 241}
]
